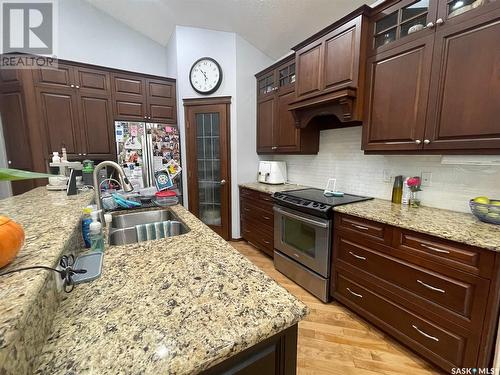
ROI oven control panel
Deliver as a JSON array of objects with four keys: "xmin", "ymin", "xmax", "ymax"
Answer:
[{"xmin": 272, "ymin": 192, "xmax": 331, "ymax": 214}]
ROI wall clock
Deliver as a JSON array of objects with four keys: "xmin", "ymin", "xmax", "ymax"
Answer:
[{"xmin": 189, "ymin": 57, "xmax": 223, "ymax": 95}]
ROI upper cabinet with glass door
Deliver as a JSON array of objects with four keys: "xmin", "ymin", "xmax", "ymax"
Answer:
[
  {"xmin": 370, "ymin": 0, "xmax": 499, "ymax": 54},
  {"xmin": 370, "ymin": 0, "xmax": 438, "ymax": 54}
]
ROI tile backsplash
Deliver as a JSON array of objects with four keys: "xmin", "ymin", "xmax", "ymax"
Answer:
[{"xmin": 272, "ymin": 127, "xmax": 500, "ymax": 213}]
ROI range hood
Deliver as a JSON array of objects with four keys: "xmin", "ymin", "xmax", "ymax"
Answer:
[{"xmin": 288, "ymin": 88, "xmax": 361, "ymax": 129}]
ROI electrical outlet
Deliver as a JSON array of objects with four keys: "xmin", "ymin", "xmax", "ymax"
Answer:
[
  {"xmin": 421, "ymin": 172, "xmax": 432, "ymax": 187},
  {"xmin": 383, "ymin": 169, "xmax": 391, "ymax": 183}
]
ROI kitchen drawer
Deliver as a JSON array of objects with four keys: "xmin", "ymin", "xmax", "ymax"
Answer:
[
  {"xmin": 393, "ymin": 229, "xmax": 495, "ymax": 278},
  {"xmin": 336, "ymin": 236, "xmax": 489, "ymax": 322},
  {"xmin": 241, "ymin": 218, "xmax": 274, "ymax": 256},
  {"xmin": 240, "ymin": 199, "xmax": 273, "ymax": 229},
  {"xmin": 334, "ymin": 271, "xmax": 475, "ymax": 369},
  {"xmin": 239, "ymin": 187, "xmax": 274, "ymax": 211},
  {"xmin": 336, "ymin": 214, "xmax": 392, "ymax": 245}
]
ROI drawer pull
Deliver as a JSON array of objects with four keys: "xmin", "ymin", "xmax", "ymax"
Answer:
[
  {"xmin": 244, "ymin": 208, "xmax": 250, "ymax": 212},
  {"xmin": 412, "ymin": 325, "xmax": 439, "ymax": 342},
  {"xmin": 349, "ymin": 251, "xmax": 366, "ymax": 261},
  {"xmin": 346, "ymin": 287, "xmax": 363, "ymax": 298},
  {"xmin": 421, "ymin": 244, "xmax": 450, "ymax": 254},
  {"xmin": 263, "ymin": 216, "xmax": 271, "ymax": 220},
  {"xmin": 263, "ymin": 240, "xmax": 271, "ymax": 244},
  {"xmin": 417, "ymin": 280, "xmax": 445, "ymax": 293},
  {"xmin": 352, "ymin": 224, "xmax": 369, "ymax": 231}
]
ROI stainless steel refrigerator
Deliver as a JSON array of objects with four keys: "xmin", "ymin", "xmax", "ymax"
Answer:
[{"xmin": 114, "ymin": 121, "xmax": 182, "ymax": 195}]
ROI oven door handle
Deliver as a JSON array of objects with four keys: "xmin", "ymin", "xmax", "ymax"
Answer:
[{"xmin": 273, "ymin": 207, "xmax": 329, "ymax": 228}]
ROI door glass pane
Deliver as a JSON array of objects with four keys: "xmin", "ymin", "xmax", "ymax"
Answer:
[
  {"xmin": 401, "ymin": 0, "xmax": 429, "ymax": 21},
  {"xmin": 196, "ymin": 112, "xmax": 221, "ymax": 226},
  {"xmin": 448, "ymin": 0, "xmax": 483, "ymax": 18},
  {"xmin": 282, "ymin": 217, "xmax": 316, "ymax": 258},
  {"xmin": 375, "ymin": 28, "xmax": 397, "ymax": 48},
  {"xmin": 375, "ymin": 11, "xmax": 398, "ymax": 34},
  {"xmin": 400, "ymin": 14, "xmax": 428, "ymax": 37}
]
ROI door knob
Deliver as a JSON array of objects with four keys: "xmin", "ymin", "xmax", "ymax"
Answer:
[
  {"xmin": 436, "ymin": 18, "xmax": 444, "ymax": 25},
  {"xmin": 424, "ymin": 139, "xmax": 431, "ymax": 144},
  {"xmin": 415, "ymin": 140, "xmax": 422, "ymax": 144},
  {"xmin": 220, "ymin": 179, "xmax": 227, "ymax": 185}
]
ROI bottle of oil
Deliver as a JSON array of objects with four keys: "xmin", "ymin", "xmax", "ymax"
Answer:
[{"xmin": 392, "ymin": 175, "xmax": 403, "ymax": 204}]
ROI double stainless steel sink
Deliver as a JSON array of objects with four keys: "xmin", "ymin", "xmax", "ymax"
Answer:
[{"xmin": 108, "ymin": 209, "xmax": 189, "ymax": 246}]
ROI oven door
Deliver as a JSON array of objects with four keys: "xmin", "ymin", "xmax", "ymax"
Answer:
[{"xmin": 273, "ymin": 205, "xmax": 331, "ymax": 277}]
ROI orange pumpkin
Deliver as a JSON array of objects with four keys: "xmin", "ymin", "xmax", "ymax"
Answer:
[{"xmin": 0, "ymin": 216, "xmax": 24, "ymax": 268}]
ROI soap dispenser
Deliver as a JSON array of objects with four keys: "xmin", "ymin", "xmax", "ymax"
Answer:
[{"xmin": 89, "ymin": 210, "xmax": 104, "ymax": 252}]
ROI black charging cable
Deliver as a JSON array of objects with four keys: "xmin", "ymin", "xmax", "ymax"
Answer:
[{"xmin": 0, "ymin": 254, "xmax": 87, "ymax": 293}]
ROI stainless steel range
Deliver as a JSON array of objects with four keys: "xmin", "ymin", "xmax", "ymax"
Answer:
[{"xmin": 272, "ymin": 188, "xmax": 372, "ymax": 302}]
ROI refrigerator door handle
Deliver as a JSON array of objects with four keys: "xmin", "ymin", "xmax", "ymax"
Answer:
[
  {"xmin": 142, "ymin": 132, "xmax": 151, "ymax": 188},
  {"xmin": 145, "ymin": 130, "xmax": 155, "ymax": 187}
]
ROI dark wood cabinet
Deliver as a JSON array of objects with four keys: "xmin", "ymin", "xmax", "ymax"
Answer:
[
  {"xmin": 363, "ymin": 0, "xmax": 500, "ymax": 153},
  {"xmin": 362, "ymin": 35, "xmax": 434, "ymax": 151},
  {"xmin": 111, "ymin": 73, "xmax": 147, "ymax": 121},
  {"xmin": 256, "ymin": 56, "xmax": 319, "ymax": 154},
  {"xmin": 289, "ymin": 9, "xmax": 369, "ymax": 126},
  {"xmin": 331, "ymin": 213, "xmax": 500, "ymax": 372},
  {"xmin": 36, "ymin": 87, "xmax": 81, "ymax": 156},
  {"xmin": 423, "ymin": 7, "xmax": 500, "ymax": 150},
  {"xmin": 240, "ymin": 187, "xmax": 275, "ymax": 257},
  {"xmin": 0, "ymin": 57, "xmax": 177, "ymax": 195},
  {"xmin": 146, "ymin": 78, "xmax": 176, "ymax": 123}
]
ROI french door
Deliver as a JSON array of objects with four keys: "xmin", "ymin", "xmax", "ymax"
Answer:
[{"xmin": 184, "ymin": 97, "xmax": 231, "ymax": 240}]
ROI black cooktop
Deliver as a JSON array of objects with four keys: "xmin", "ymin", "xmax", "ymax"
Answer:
[{"xmin": 273, "ymin": 188, "xmax": 372, "ymax": 218}]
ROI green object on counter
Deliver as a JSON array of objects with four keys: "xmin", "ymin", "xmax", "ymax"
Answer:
[
  {"xmin": 392, "ymin": 175, "xmax": 403, "ymax": 204},
  {"xmin": 0, "ymin": 168, "xmax": 53, "ymax": 181}
]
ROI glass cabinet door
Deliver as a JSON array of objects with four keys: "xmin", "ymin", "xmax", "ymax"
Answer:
[
  {"xmin": 278, "ymin": 63, "xmax": 295, "ymax": 89},
  {"xmin": 258, "ymin": 72, "xmax": 276, "ymax": 96},
  {"xmin": 445, "ymin": 0, "xmax": 495, "ymax": 19},
  {"xmin": 373, "ymin": 0, "xmax": 436, "ymax": 49}
]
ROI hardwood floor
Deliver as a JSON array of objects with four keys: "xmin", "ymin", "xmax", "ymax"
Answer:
[{"xmin": 230, "ymin": 241, "xmax": 444, "ymax": 375}]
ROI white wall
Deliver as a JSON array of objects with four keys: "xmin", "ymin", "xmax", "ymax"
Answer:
[
  {"xmin": 272, "ymin": 127, "xmax": 500, "ymax": 213},
  {"xmin": 167, "ymin": 26, "xmax": 273, "ymax": 238},
  {"xmin": 58, "ymin": 0, "xmax": 168, "ymax": 76},
  {"xmin": 234, "ymin": 35, "xmax": 274, "ymax": 236}
]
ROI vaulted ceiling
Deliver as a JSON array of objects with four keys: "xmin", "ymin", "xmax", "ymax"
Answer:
[{"xmin": 85, "ymin": 0, "xmax": 371, "ymax": 59}]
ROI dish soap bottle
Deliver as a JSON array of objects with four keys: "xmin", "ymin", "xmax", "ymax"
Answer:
[
  {"xmin": 89, "ymin": 210, "xmax": 105, "ymax": 252},
  {"xmin": 81, "ymin": 206, "xmax": 93, "ymax": 248},
  {"xmin": 392, "ymin": 175, "xmax": 404, "ymax": 204}
]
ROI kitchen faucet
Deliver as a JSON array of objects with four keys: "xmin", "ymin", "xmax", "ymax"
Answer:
[{"xmin": 93, "ymin": 161, "xmax": 134, "ymax": 223}]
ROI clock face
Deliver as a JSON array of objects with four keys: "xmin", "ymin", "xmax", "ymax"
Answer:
[{"xmin": 189, "ymin": 57, "xmax": 222, "ymax": 95}]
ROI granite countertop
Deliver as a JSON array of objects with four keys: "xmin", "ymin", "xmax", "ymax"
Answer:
[
  {"xmin": 34, "ymin": 204, "xmax": 308, "ymax": 374},
  {"xmin": 334, "ymin": 198, "xmax": 500, "ymax": 252},
  {"xmin": 0, "ymin": 188, "xmax": 94, "ymax": 373},
  {"xmin": 239, "ymin": 181, "xmax": 308, "ymax": 194}
]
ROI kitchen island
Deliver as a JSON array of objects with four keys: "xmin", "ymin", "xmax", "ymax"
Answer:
[{"xmin": 0, "ymin": 188, "xmax": 307, "ymax": 375}]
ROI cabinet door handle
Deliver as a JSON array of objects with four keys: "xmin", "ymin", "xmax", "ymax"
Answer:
[
  {"xmin": 244, "ymin": 207, "xmax": 250, "ymax": 212},
  {"xmin": 263, "ymin": 216, "xmax": 271, "ymax": 220},
  {"xmin": 424, "ymin": 139, "xmax": 431, "ymax": 144},
  {"xmin": 263, "ymin": 240, "xmax": 271, "ymax": 244},
  {"xmin": 417, "ymin": 279, "xmax": 445, "ymax": 293},
  {"xmin": 412, "ymin": 325, "xmax": 439, "ymax": 342},
  {"xmin": 426, "ymin": 22, "xmax": 435, "ymax": 28},
  {"xmin": 352, "ymin": 224, "xmax": 369, "ymax": 231},
  {"xmin": 271, "ymin": 146, "xmax": 278, "ymax": 150},
  {"xmin": 349, "ymin": 251, "xmax": 366, "ymax": 261},
  {"xmin": 144, "ymin": 115, "xmax": 148, "ymax": 119},
  {"xmin": 436, "ymin": 18, "xmax": 444, "ymax": 25},
  {"xmin": 75, "ymin": 85, "xmax": 80, "ymax": 89},
  {"xmin": 346, "ymin": 287, "xmax": 363, "ymax": 298},
  {"xmin": 415, "ymin": 139, "xmax": 422, "ymax": 144},
  {"xmin": 70, "ymin": 84, "xmax": 75, "ymax": 88},
  {"xmin": 420, "ymin": 243, "xmax": 450, "ymax": 254}
]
